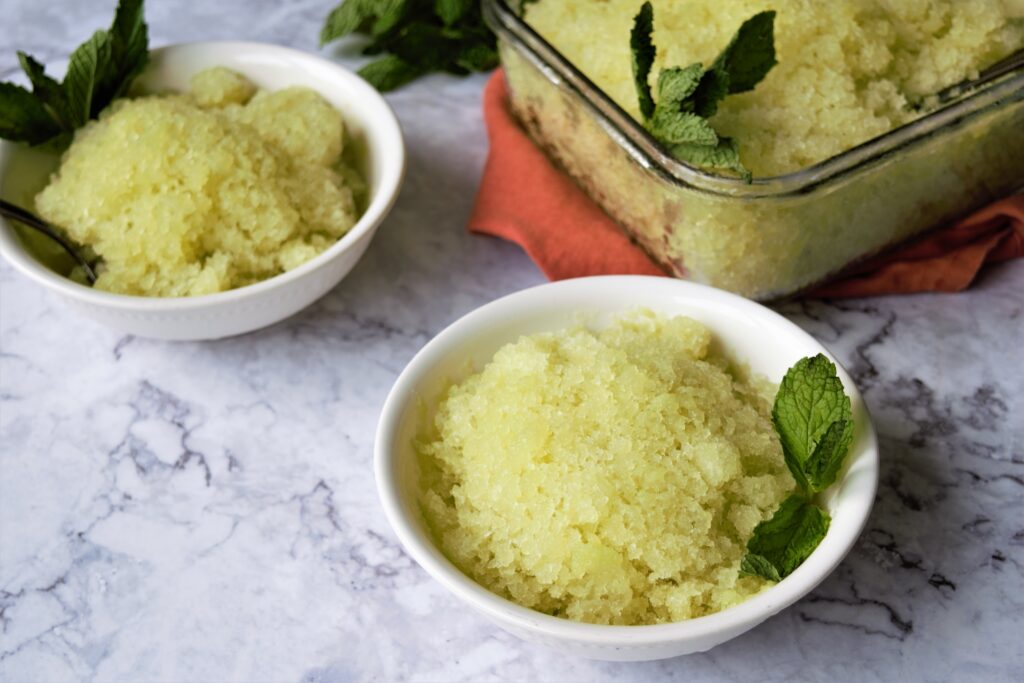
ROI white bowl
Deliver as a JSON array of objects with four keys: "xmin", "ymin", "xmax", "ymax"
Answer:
[
  {"xmin": 0, "ymin": 42, "xmax": 405, "ymax": 340},
  {"xmin": 375, "ymin": 276, "xmax": 878, "ymax": 661}
]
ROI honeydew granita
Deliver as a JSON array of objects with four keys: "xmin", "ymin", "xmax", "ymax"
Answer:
[
  {"xmin": 34, "ymin": 67, "xmax": 364, "ymax": 297},
  {"xmin": 525, "ymin": 0, "xmax": 1024, "ymax": 177},
  {"xmin": 417, "ymin": 310, "xmax": 796, "ymax": 625}
]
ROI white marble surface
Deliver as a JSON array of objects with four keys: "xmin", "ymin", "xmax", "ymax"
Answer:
[{"xmin": 2, "ymin": 1, "xmax": 1023, "ymax": 681}]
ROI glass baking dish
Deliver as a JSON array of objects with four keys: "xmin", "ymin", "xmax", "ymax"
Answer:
[{"xmin": 482, "ymin": 0, "xmax": 1024, "ymax": 300}]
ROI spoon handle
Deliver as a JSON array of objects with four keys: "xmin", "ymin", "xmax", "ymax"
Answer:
[{"xmin": 0, "ymin": 198, "xmax": 97, "ymax": 284}]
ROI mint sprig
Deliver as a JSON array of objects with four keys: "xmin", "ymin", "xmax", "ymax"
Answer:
[
  {"xmin": 709, "ymin": 9, "xmax": 778, "ymax": 95},
  {"xmin": 320, "ymin": 0, "xmax": 499, "ymax": 92},
  {"xmin": 629, "ymin": 2, "xmax": 776, "ymax": 181},
  {"xmin": 0, "ymin": 0, "xmax": 148, "ymax": 146},
  {"xmin": 741, "ymin": 354, "xmax": 855, "ymax": 582}
]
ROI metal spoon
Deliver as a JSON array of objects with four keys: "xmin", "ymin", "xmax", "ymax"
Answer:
[{"xmin": 0, "ymin": 198, "xmax": 97, "ymax": 284}]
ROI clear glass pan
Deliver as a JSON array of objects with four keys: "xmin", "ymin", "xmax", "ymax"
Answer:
[{"xmin": 484, "ymin": 0, "xmax": 1024, "ymax": 299}]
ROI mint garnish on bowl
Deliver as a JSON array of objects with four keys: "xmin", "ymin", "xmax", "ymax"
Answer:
[
  {"xmin": 742, "ymin": 354, "xmax": 856, "ymax": 582},
  {"xmin": 0, "ymin": 0, "xmax": 148, "ymax": 146}
]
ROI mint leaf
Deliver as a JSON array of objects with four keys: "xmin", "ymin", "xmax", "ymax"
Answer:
[
  {"xmin": 689, "ymin": 67, "xmax": 729, "ymax": 118},
  {"xmin": 17, "ymin": 52, "xmax": 69, "ymax": 128},
  {"xmin": 739, "ymin": 553, "xmax": 781, "ymax": 582},
  {"xmin": 630, "ymin": 1, "xmax": 656, "ymax": 120},
  {"xmin": 387, "ymin": 22, "xmax": 460, "ymax": 73},
  {"xmin": 672, "ymin": 137, "xmax": 750, "ymax": 181},
  {"xmin": 741, "ymin": 494, "xmax": 830, "ymax": 581},
  {"xmin": 0, "ymin": 82, "xmax": 61, "ymax": 144},
  {"xmin": 711, "ymin": 10, "xmax": 777, "ymax": 94},
  {"xmin": 435, "ymin": 0, "xmax": 473, "ymax": 26},
  {"xmin": 64, "ymin": 0, "xmax": 148, "ymax": 128},
  {"xmin": 803, "ymin": 418, "xmax": 854, "ymax": 492},
  {"xmin": 320, "ymin": 0, "xmax": 364, "ymax": 42},
  {"xmin": 649, "ymin": 112, "xmax": 718, "ymax": 146},
  {"xmin": 322, "ymin": 0, "xmax": 375, "ymax": 43},
  {"xmin": 371, "ymin": 0, "xmax": 410, "ymax": 37},
  {"xmin": 320, "ymin": 0, "xmax": 409, "ymax": 44},
  {"xmin": 772, "ymin": 354, "xmax": 853, "ymax": 493},
  {"xmin": 455, "ymin": 42, "xmax": 499, "ymax": 73},
  {"xmin": 358, "ymin": 54, "xmax": 423, "ymax": 91},
  {"xmin": 1, "ymin": 0, "xmax": 148, "ymax": 146},
  {"xmin": 97, "ymin": 0, "xmax": 148, "ymax": 103},
  {"xmin": 62, "ymin": 30, "xmax": 108, "ymax": 129},
  {"xmin": 654, "ymin": 64, "xmax": 703, "ymax": 110}
]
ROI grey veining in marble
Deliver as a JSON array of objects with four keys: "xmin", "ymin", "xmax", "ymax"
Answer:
[{"xmin": 2, "ymin": 1, "xmax": 1023, "ymax": 681}]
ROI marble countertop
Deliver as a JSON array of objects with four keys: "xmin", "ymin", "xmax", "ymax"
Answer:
[{"xmin": 2, "ymin": 1, "xmax": 1023, "ymax": 681}]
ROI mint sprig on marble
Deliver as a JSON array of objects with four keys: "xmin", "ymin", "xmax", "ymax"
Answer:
[{"xmin": 320, "ymin": 0, "xmax": 499, "ymax": 92}]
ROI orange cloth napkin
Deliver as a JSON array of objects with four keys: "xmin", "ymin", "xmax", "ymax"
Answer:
[{"xmin": 469, "ymin": 71, "xmax": 1024, "ymax": 298}]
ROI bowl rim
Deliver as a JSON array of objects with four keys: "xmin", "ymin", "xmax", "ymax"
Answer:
[
  {"xmin": 375, "ymin": 275, "xmax": 879, "ymax": 646},
  {"xmin": 0, "ymin": 40, "xmax": 406, "ymax": 309}
]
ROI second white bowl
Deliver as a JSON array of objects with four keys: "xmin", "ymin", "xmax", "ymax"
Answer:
[
  {"xmin": 0, "ymin": 42, "xmax": 405, "ymax": 340},
  {"xmin": 375, "ymin": 276, "xmax": 878, "ymax": 661}
]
